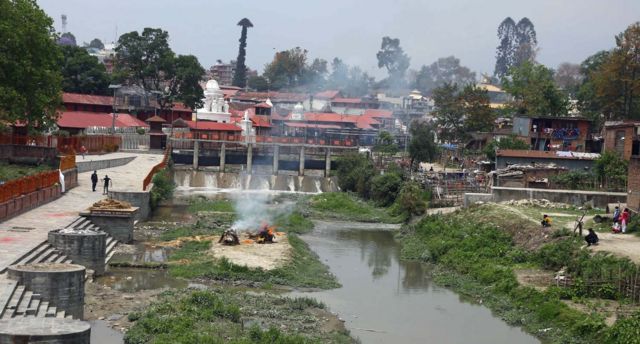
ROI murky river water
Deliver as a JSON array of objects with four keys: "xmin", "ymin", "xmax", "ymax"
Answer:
[{"xmin": 293, "ymin": 220, "xmax": 540, "ymax": 344}]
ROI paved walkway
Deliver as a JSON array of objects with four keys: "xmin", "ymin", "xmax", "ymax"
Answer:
[{"xmin": 0, "ymin": 153, "xmax": 162, "ymax": 272}]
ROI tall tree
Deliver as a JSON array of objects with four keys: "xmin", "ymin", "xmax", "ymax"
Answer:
[
  {"xmin": 591, "ymin": 22, "xmax": 640, "ymax": 120},
  {"xmin": 494, "ymin": 17, "xmax": 517, "ymax": 79},
  {"xmin": 513, "ymin": 18, "xmax": 538, "ymax": 66},
  {"xmin": 60, "ymin": 45, "xmax": 110, "ymax": 95},
  {"xmin": 302, "ymin": 58, "xmax": 328, "ymax": 91},
  {"xmin": 328, "ymin": 58, "xmax": 349, "ymax": 89},
  {"xmin": 115, "ymin": 28, "xmax": 204, "ymax": 111},
  {"xmin": 232, "ymin": 18, "xmax": 253, "ymax": 88},
  {"xmin": 577, "ymin": 51, "xmax": 611, "ymax": 123},
  {"xmin": 432, "ymin": 83, "xmax": 465, "ymax": 142},
  {"xmin": 502, "ymin": 62, "xmax": 569, "ymax": 116},
  {"xmin": 494, "ymin": 17, "xmax": 538, "ymax": 79},
  {"xmin": 413, "ymin": 56, "xmax": 476, "ymax": 95},
  {"xmin": 554, "ymin": 62, "xmax": 583, "ymax": 97},
  {"xmin": 376, "ymin": 37, "xmax": 410, "ymax": 88},
  {"xmin": 0, "ymin": 0, "xmax": 62, "ymax": 132}
]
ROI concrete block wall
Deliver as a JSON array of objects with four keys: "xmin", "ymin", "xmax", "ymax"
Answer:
[
  {"xmin": 7, "ymin": 263, "xmax": 86, "ymax": 319},
  {"xmin": 0, "ymin": 318, "xmax": 90, "ymax": 344},
  {"xmin": 76, "ymin": 156, "xmax": 135, "ymax": 173},
  {"xmin": 48, "ymin": 230, "xmax": 107, "ymax": 275},
  {"xmin": 0, "ymin": 144, "xmax": 57, "ymax": 163},
  {"xmin": 463, "ymin": 193, "xmax": 494, "ymax": 207},
  {"xmin": 109, "ymin": 191, "xmax": 150, "ymax": 221},
  {"xmin": 628, "ymin": 156, "xmax": 640, "ymax": 212},
  {"xmin": 0, "ymin": 185, "xmax": 61, "ymax": 222}
]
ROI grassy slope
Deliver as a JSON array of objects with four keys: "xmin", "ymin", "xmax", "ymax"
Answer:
[
  {"xmin": 399, "ymin": 203, "xmax": 640, "ymax": 343},
  {"xmin": 306, "ymin": 192, "xmax": 405, "ymax": 223}
]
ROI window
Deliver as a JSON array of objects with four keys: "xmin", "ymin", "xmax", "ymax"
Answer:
[{"xmin": 615, "ymin": 130, "xmax": 626, "ymax": 155}]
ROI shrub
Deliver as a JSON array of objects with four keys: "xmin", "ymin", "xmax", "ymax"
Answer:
[
  {"xmin": 370, "ymin": 172, "xmax": 403, "ymax": 206},
  {"xmin": 335, "ymin": 153, "xmax": 375, "ymax": 198},
  {"xmin": 150, "ymin": 168, "xmax": 175, "ymax": 209},
  {"xmin": 136, "ymin": 128, "xmax": 146, "ymax": 135},
  {"xmin": 397, "ymin": 181, "xmax": 427, "ymax": 216}
]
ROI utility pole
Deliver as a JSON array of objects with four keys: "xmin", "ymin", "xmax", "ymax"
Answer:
[{"xmin": 108, "ymin": 84, "xmax": 121, "ymax": 134}]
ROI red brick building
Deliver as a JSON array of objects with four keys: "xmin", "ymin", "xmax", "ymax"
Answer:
[
  {"xmin": 603, "ymin": 120, "xmax": 640, "ymax": 160},
  {"xmin": 628, "ymin": 156, "xmax": 640, "ymax": 212}
]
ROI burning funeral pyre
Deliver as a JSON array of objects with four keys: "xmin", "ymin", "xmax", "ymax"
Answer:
[{"xmin": 218, "ymin": 222, "xmax": 281, "ymax": 246}]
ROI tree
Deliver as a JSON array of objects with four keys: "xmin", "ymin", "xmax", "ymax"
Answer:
[
  {"xmin": 373, "ymin": 131, "xmax": 398, "ymax": 165},
  {"xmin": 263, "ymin": 47, "xmax": 308, "ymax": 89},
  {"xmin": 494, "ymin": 17, "xmax": 538, "ymax": 79},
  {"xmin": 232, "ymin": 18, "xmax": 253, "ymax": 88},
  {"xmin": 397, "ymin": 181, "xmax": 427, "ymax": 216},
  {"xmin": 577, "ymin": 51, "xmax": 611, "ymax": 124},
  {"xmin": 370, "ymin": 172, "xmax": 403, "ymax": 206},
  {"xmin": 0, "ymin": 0, "xmax": 62, "ymax": 133},
  {"xmin": 513, "ymin": 18, "xmax": 538, "ymax": 67},
  {"xmin": 247, "ymin": 75, "xmax": 269, "ymax": 91},
  {"xmin": 594, "ymin": 151, "xmax": 628, "ymax": 190},
  {"xmin": 554, "ymin": 62, "xmax": 583, "ymax": 97},
  {"xmin": 60, "ymin": 46, "xmax": 110, "ymax": 95},
  {"xmin": 483, "ymin": 135, "xmax": 530, "ymax": 160},
  {"xmin": 591, "ymin": 22, "xmax": 640, "ymax": 120},
  {"xmin": 376, "ymin": 37, "xmax": 410, "ymax": 88},
  {"xmin": 87, "ymin": 38, "xmax": 104, "ymax": 50},
  {"xmin": 327, "ymin": 58, "xmax": 374, "ymax": 96},
  {"xmin": 57, "ymin": 32, "xmax": 77, "ymax": 46},
  {"xmin": 328, "ymin": 58, "xmax": 349, "ymax": 90},
  {"xmin": 115, "ymin": 28, "xmax": 205, "ymax": 111},
  {"xmin": 413, "ymin": 56, "xmax": 476, "ymax": 95},
  {"xmin": 335, "ymin": 153, "xmax": 375, "ymax": 198},
  {"xmin": 302, "ymin": 58, "xmax": 328, "ymax": 91},
  {"xmin": 460, "ymin": 84, "xmax": 495, "ymax": 133},
  {"xmin": 432, "ymin": 83, "xmax": 465, "ymax": 142},
  {"xmin": 502, "ymin": 61, "xmax": 570, "ymax": 116},
  {"xmin": 494, "ymin": 17, "xmax": 517, "ymax": 79},
  {"xmin": 408, "ymin": 120, "xmax": 439, "ymax": 169}
]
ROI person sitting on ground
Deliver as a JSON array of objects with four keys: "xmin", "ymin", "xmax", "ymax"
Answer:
[
  {"xmin": 613, "ymin": 206, "xmax": 621, "ymax": 224},
  {"xmin": 585, "ymin": 228, "xmax": 599, "ymax": 246},
  {"xmin": 612, "ymin": 221, "xmax": 622, "ymax": 234},
  {"xmin": 620, "ymin": 208, "xmax": 630, "ymax": 233},
  {"xmin": 541, "ymin": 214, "xmax": 552, "ymax": 227}
]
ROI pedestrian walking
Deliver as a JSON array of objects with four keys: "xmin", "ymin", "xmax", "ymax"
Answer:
[
  {"xmin": 90, "ymin": 171, "xmax": 98, "ymax": 192},
  {"xmin": 102, "ymin": 175, "xmax": 112, "ymax": 195},
  {"xmin": 80, "ymin": 145, "xmax": 87, "ymax": 159},
  {"xmin": 620, "ymin": 208, "xmax": 630, "ymax": 233},
  {"xmin": 613, "ymin": 206, "xmax": 620, "ymax": 223}
]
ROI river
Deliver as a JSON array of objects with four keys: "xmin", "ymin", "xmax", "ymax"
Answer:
[{"xmin": 292, "ymin": 220, "xmax": 540, "ymax": 344}]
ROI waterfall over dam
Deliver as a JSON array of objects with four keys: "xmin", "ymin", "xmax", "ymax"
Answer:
[{"xmin": 173, "ymin": 169, "xmax": 338, "ymax": 193}]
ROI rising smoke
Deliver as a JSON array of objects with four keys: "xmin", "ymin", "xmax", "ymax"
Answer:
[{"xmin": 229, "ymin": 192, "xmax": 295, "ymax": 231}]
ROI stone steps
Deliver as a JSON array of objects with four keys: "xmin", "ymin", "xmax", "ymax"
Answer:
[
  {"xmin": 0, "ymin": 280, "xmax": 18, "ymax": 318},
  {"xmin": 105, "ymin": 236, "xmax": 119, "ymax": 264},
  {"xmin": 1, "ymin": 284, "xmax": 23, "ymax": 319}
]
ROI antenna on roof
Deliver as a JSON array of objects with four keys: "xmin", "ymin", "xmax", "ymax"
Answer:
[{"xmin": 61, "ymin": 14, "xmax": 67, "ymax": 33}]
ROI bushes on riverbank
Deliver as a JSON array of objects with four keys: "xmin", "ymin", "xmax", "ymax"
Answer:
[
  {"xmin": 307, "ymin": 192, "xmax": 404, "ymax": 223},
  {"xmin": 150, "ymin": 168, "xmax": 175, "ymax": 209},
  {"xmin": 335, "ymin": 153, "xmax": 428, "ymax": 219},
  {"xmin": 124, "ymin": 289, "xmax": 354, "ymax": 344},
  {"xmin": 399, "ymin": 205, "xmax": 640, "ymax": 343}
]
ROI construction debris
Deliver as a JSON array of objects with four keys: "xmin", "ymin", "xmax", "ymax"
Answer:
[{"xmin": 502, "ymin": 199, "xmax": 572, "ymax": 209}]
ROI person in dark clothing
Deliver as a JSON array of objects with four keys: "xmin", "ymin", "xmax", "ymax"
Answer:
[
  {"xmin": 585, "ymin": 228, "xmax": 599, "ymax": 246},
  {"xmin": 90, "ymin": 171, "xmax": 98, "ymax": 192},
  {"xmin": 102, "ymin": 175, "xmax": 112, "ymax": 195}
]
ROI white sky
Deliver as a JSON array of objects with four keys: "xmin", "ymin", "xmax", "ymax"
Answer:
[{"xmin": 38, "ymin": 0, "xmax": 640, "ymax": 78}]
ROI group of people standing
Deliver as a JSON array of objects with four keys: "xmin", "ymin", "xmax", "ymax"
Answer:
[
  {"xmin": 90, "ymin": 171, "xmax": 112, "ymax": 195},
  {"xmin": 612, "ymin": 206, "xmax": 631, "ymax": 234}
]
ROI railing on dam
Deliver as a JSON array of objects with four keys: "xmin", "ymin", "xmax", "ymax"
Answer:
[{"xmin": 170, "ymin": 133, "xmax": 358, "ymax": 148}]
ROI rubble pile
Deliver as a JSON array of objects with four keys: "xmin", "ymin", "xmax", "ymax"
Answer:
[
  {"xmin": 502, "ymin": 199, "xmax": 572, "ymax": 209},
  {"xmin": 89, "ymin": 199, "xmax": 132, "ymax": 210}
]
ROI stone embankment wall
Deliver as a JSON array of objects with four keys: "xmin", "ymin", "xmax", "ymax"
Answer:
[
  {"xmin": 76, "ymin": 156, "xmax": 135, "ymax": 173},
  {"xmin": 0, "ymin": 318, "xmax": 90, "ymax": 344},
  {"xmin": 464, "ymin": 187, "xmax": 627, "ymax": 208},
  {"xmin": 80, "ymin": 209, "xmax": 138, "ymax": 243}
]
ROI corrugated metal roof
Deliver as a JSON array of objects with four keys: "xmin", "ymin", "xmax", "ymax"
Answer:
[
  {"xmin": 57, "ymin": 111, "xmax": 148, "ymax": 129},
  {"xmin": 187, "ymin": 121, "xmax": 241, "ymax": 131}
]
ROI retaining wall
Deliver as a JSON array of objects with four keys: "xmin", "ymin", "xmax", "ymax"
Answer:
[
  {"xmin": 490, "ymin": 187, "xmax": 626, "ymax": 208},
  {"xmin": 7, "ymin": 263, "xmax": 85, "ymax": 319},
  {"xmin": 0, "ymin": 185, "xmax": 61, "ymax": 223},
  {"xmin": 0, "ymin": 144, "xmax": 57, "ymax": 164},
  {"xmin": 108, "ymin": 191, "xmax": 150, "ymax": 221},
  {"xmin": 463, "ymin": 193, "xmax": 494, "ymax": 207},
  {"xmin": 62, "ymin": 168, "xmax": 78, "ymax": 190},
  {"xmin": 76, "ymin": 156, "xmax": 136, "ymax": 173}
]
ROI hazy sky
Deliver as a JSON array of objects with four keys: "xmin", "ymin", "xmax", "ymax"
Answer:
[{"xmin": 38, "ymin": 0, "xmax": 640, "ymax": 78}]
